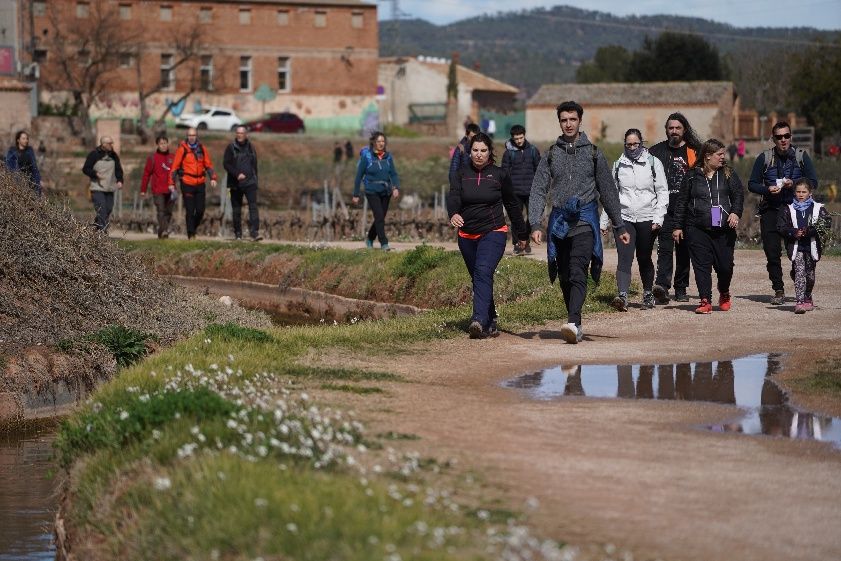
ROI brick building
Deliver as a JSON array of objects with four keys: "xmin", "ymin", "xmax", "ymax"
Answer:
[
  {"xmin": 21, "ymin": 0, "xmax": 378, "ymax": 130},
  {"xmin": 526, "ymin": 82, "xmax": 736, "ymax": 144}
]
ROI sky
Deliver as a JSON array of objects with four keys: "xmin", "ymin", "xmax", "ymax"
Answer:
[{"xmin": 377, "ymin": 0, "xmax": 841, "ymax": 31}]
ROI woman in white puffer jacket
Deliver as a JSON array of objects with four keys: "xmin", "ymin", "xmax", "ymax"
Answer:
[{"xmin": 600, "ymin": 128, "xmax": 668, "ymax": 311}]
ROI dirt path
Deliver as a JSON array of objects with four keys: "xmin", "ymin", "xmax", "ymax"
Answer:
[{"xmin": 306, "ymin": 249, "xmax": 841, "ymax": 561}]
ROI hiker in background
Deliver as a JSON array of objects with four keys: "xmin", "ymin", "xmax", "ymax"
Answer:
[
  {"xmin": 727, "ymin": 142, "xmax": 738, "ymax": 163},
  {"xmin": 352, "ymin": 131, "xmax": 400, "ymax": 250},
  {"xmin": 777, "ymin": 179, "xmax": 831, "ymax": 313},
  {"xmin": 671, "ymin": 139, "xmax": 744, "ymax": 314},
  {"xmin": 82, "ymin": 136, "xmax": 123, "ymax": 231},
  {"xmin": 601, "ymin": 128, "xmax": 668, "ymax": 311},
  {"xmin": 332, "ymin": 141, "xmax": 344, "ymax": 187},
  {"xmin": 529, "ymin": 101, "xmax": 629, "ymax": 344},
  {"xmin": 447, "ymin": 132, "xmax": 527, "ymax": 339},
  {"xmin": 5, "ymin": 130, "xmax": 42, "ymax": 197},
  {"xmin": 223, "ymin": 126, "xmax": 262, "ymax": 241},
  {"xmin": 650, "ymin": 113, "xmax": 701, "ymax": 305},
  {"xmin": 344, "ymin": 139, "xmax": 354, "ymax": 162},
  {"xmin": 748, "ymin": 121, "xmax": 818, "ymax": 305},
  {"xmin": 737, "ymin": 138, "xmax": 746, "ymax": 160},
  {"xmin": 501, "ymin": 124, "xmax": 540, "ymax": 255},
  {"xmin": 169, "ymin": 127, "xmax": 218, "ymax": 240},
  {"xmin": 140, "ymin": 134, "xmax": 176, "ymax": 239},
  {"xmin": 449, "ymin": 122, "xmax": 481, "ymax": 190}
]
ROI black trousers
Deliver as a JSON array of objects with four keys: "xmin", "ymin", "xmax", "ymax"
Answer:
[
  {"xmin": 760, "ymin": 208, "xmax": 785, "ymax": 291},
  {"xmin": 182, "ymin": 184, "xmax": 206, "ymax": 237},
  {"xmin": 685, "ymin": 225, "xmax": 736, "ymax": 301},
  {"xmin": 512, "ymin": 193, "xmax": 532, "ymax": 244},
  {"xmin": 554, "ymin": 229, "xmax": 593, "ymax": 327},
  {"xmin": 153, "ymin": 193, "xmax": 175, "ymax": 237},
  {"xmin": 614, "ymin": 221, "xmax": 656, "ymax": 293},
  {"xmin": 655, "ymin": 214, "xmax": 691, "ymax": 293},
  {"xmin": 230, "ymin": 186, "xmax": 260, "ymax": 238},
  {"xmin": 365, "ymin": 192, "xmax": 391, "ymax": 246}
]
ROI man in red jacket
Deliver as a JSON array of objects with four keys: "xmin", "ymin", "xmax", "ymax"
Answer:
[{"xmin": 141, "ymin": 135, "xmax": 176, "ymax": 238}]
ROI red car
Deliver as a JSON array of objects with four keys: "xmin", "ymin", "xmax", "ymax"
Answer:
[{"xmin": 244, "ymin": 112, "xmax": 306, "ymax": 133}]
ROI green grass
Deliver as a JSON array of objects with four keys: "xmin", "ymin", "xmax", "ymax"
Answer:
[
  {"xmin": 794, "ymin": 357, "xmax": 841, "ymax": 396},
  {"xmin": 320, "ymin": 383, "xmax": 385, "ymax": 394}
]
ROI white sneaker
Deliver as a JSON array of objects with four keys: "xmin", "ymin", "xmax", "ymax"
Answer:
[{"xmin": 560, "ymin": 322, "xmax": 582, "ymax": 344}]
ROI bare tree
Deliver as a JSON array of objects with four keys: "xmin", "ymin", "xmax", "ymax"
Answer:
[{"xmin": 43, "ymin": 0, "xmax": 141, "ymax": 146}]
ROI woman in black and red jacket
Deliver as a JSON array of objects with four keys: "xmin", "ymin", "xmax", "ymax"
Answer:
[{"xmin": 447, "ymin": 132, "xmax": 527, "ymax": 339}]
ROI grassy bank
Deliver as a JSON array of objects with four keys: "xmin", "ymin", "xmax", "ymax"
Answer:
[{"xmin": 56, "ymin": 244, "xmax": 623, "ymax": 560}]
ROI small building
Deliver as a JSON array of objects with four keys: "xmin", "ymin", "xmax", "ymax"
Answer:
[
  {"xmin": 526, "ymin": 81, "xmax": 735, "ymax": 144},
  {"xmin": 0, "ymin": 77, "xmax": 33, "ymax": 141},
  {"xmin": 378, "ymin": 56, "xmax": 518, "ymax": 137}
]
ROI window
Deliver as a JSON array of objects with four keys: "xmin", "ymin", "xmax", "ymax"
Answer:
[
  {"xmin": 33, "ymin": 1, "xmax": 46, "ymax": 17},
  {"xmin": 199, "ymin": 7, "xmax": 212, "ymax": 23},
  {"xmin": 238, "ymin": 8, "xmax": 251, "ymax": 24},
  {"xmin": 76, "ymin": 2, "xmax": 89, "ymax": 18},
  {"xmin": 119, "ymin": 3, "xmax": 131, "ymax": 19},
  {"xmin": 277, "ymin": 57, "xmax": 290, "ymax": 92},
  {"xmin": 314, "ymin": 10, "xmax": 326, "ymax": 27},
  {"xmin": 200, "ymin": 55, "xmax": 213, "ymax": 91},
  {"xmin": 276, "ymin": 9, "xmax": 288, "ymax": 25},
  {"xmin": 119, "ymin": 53, "xmax": 133, "ymax": 67},
  {"xmin": 160, "ymin": 53, "xmax": 174, "ymax": 90},
  {"xmin": 351, "ymin": 11, "xmax": 363, "ymax": 29},
  {"xmin": 160, "ymin": 5, "xmax": 172, "ymax": 21},
  {"xmin": 33, "ymin": 48, "xmax": 48, "ymax": 63},
  {"xmin": 239, "ymin": 56, "xmax": 251, "ymax": 92}
]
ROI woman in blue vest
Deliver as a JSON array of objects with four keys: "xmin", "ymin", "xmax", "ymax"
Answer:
[
  {"xmin": 352, "ymin": 131, "xmax": 400, "ymax": 250},
  {"xmin": 5, "ymin": 130, "xmax": 43, "ymax": 196}
]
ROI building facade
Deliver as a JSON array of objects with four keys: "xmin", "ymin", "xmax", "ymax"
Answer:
[
  {"xmin": 526, "ymin": 82, "xmax": 735, "ymax": 144},
  {"xmin": 20, "ymin": 0, "xmax": 378, "ymax": 130}
]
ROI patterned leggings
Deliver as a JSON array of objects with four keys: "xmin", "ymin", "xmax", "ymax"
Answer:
[{"xmin": 792, "ymin": 252, "xmax": 816, "ymax": 303}]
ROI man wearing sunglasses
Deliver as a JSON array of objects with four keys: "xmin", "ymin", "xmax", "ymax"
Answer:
[{"xmin": 748, "ymin": 121, "xmax": 818, "ymax": 305}]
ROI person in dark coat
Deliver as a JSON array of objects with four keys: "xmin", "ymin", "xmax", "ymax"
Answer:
[
  {"xmin": 5, "ymin": 130, "xmax": 43, "ymax": 196},
  {"xmin": 501, "ymin": 124, "xmax": 540, "ymax": 255},
  {"xmin": 448, "ymin": 122, "xmax": 481, "ymax": 191},
  {"xmin": 82, "ymin": 136, "xmax": 124, "ymax": 231},
  {"xmin": 223, "ymin": 126, "xmax": 261, "ymax": 241},
  {"xmin": 672, "ymin": 139, "xmax": 744, "ymax": 314}
]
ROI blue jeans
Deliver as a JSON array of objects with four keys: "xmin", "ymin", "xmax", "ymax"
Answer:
[
  {"xmin": 91, "ymin": 191, "xmax": 114, "ymax": 231},
  {"xmin": 458, "ymin": 230, "xmax": 507, "ymax": 329}
]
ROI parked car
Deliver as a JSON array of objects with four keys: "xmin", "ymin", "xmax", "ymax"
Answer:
[
  {"xmin": 244, "ymin": 112, "xmax": 306, "ymax": 134},
  {"xmin": 175, "ymin": 107, "xmax": 242, "ymax": 131}
]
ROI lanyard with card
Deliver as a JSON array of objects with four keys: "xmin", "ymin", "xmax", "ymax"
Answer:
[{"xmin": 706, "ymin": 172, "xmax": 726, "ymax": 227}]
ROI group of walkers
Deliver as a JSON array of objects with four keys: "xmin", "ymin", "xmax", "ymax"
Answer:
[{"xmin": 440, "ymin": 101, "xmax": 830, "ymax": 342}]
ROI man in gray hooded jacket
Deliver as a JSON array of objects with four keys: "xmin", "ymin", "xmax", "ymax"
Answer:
[{"xmin": 529, "ymin": 101, "xmax": 629, "ymax": 344}]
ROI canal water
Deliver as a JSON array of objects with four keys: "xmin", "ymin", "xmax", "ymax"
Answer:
[
  {"xmin": 505, "ymin": 354, "xmax": 841, "ymax": 448},
  {"xmin": 0, "ymin": 423, "xmax": 59, "ymax": 561}
]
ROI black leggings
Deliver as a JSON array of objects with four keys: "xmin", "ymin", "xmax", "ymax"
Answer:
[
  {"xmin": 182, "ymin": 184, "xmax": 206, "ymax": 237},
  {"xmin": 614, "ymin": 221, "xmax": 656, "ymax": 294},
  {"xmin": 366, "ymin": 192, "xmax": 391, "ymax": 246}
]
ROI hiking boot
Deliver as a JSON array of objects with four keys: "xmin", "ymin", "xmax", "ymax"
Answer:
[
  {"xmin": 674, "ymin": 291, "xmax": 689, "ymax": 303},
  {"xmin": 365, "ymin": 239, "xmax": 374, "ymax": 249},
  {"xmin": 771, "ymin": 290, "xmax": 785, "ymax": 305},
  {"xmin": 513, "ymin": 245, "xmax": 524, "ymax": 256},
  {"xmin": 718, "ymin": 292, "xmax": 732, "ymax": 311},
  {"xmin": 524, "ymin": 243, "xmax": 532, "ymax": 255},
  {"xmin": 251, "ymin": 235, "xmax": 263, "ymax": 242},
  {"xmin": 794, "ymin": 303, "xmax": 807, "ymax": 314},
  {"xmin": 487, "ymin": 318, "xmax": 500, "ymax": 338},
  {"xmin": 468, "ymin": 320, "xmax": 486, "ymax": 339},
  {"xmin": 652, "ymin": 284, "xmax": 669, "ymax": 305},
  {"xmin": 642, "ymin": 291, "xmax": 655, "ymax": 309},
  {"xmin": 560, "ymin": 322, "xmax": 583, "ymax": 344},
  {"xmin": 611, "ymin": 293, "xmax": 629, "ymax": 312},
  {"xmin": 695, "ymin": 299, "xmax": 713, "ymax": 314}
]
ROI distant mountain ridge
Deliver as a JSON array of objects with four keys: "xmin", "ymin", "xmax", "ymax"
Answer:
[{"xmin": 379, "ymin": 5, "xmax": 840, "ymax": 100}]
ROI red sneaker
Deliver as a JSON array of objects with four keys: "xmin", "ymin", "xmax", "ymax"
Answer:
[
  {"xmin": 719, "ymin": 292, "xmax": 731, "ymax": 311},
  {"xmin": 695, "ymin": 299, "xmax": 713, "ymax": 314}
]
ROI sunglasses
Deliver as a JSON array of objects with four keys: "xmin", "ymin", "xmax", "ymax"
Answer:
[{"xmin": 774, "ymin": 133, "xmax": 792, "ymax": 140}]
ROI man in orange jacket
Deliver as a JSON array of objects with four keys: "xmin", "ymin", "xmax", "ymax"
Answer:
[{"xmin": 169, "ymin": 127, "xmax": 218, "ymax": 239}]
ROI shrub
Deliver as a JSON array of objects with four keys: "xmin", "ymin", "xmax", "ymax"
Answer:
[{"xmin": 88, "ymin": 325, "xmax": 154, "ymax": 367}]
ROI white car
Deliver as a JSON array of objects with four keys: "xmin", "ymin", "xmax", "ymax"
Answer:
[{"xmin": 175, "ymin": 107, "xmax": 242, "ymax": 131}]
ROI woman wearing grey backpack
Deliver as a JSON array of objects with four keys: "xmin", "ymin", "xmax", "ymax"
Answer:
[{"xmin": 600, "ymin": 129, "xmax": 668, "ymax": 310}]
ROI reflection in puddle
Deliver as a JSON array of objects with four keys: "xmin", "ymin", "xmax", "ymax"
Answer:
[
  {"xmin": 506, "ymin": 354, "xmax": 841, "ymax": 448},
  {"xmin": 0, "ymin": 424, "xmax": 58, "ymax": 560}
]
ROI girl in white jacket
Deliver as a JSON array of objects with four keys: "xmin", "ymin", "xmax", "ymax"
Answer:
[{"xmin": 601, "ymin": 129, "xmax": 668, "ymax": 310}]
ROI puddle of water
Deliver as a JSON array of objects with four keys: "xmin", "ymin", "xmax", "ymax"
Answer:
[
  {"xmin": 505, "ymin": 354, "xmax": 841, "ymax": 448},
  {"xmin": 0, "ymin": 424, "xmax": 58, "ymax": 560}
]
